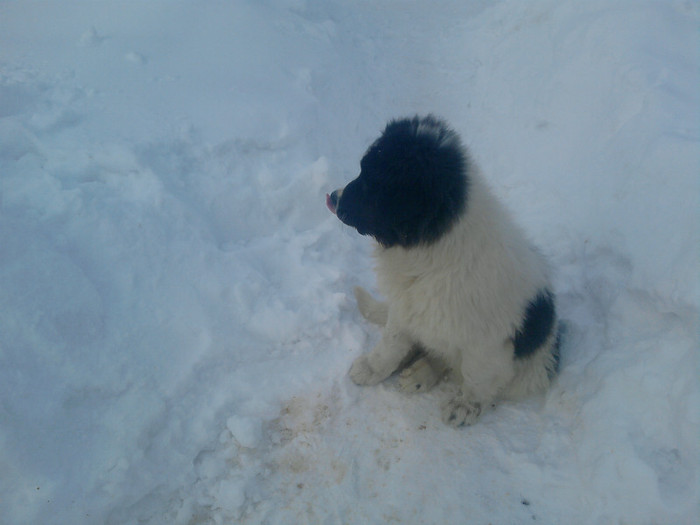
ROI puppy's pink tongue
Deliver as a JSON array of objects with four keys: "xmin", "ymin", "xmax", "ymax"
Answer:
[{"xmin": 326, "ymin": 193, "xmax": 336, "ymax": 214}]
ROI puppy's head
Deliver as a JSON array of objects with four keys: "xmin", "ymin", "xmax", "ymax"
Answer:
[{"xmin": 327, "ymin": 115, "xmax": 468, "ymax": 248}]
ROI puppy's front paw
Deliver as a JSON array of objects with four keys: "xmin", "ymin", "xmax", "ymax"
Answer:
[
  {"xmin": 442, "ymin": 397, "xmax": 482, "ymax": 427},
  {"xmin": 349, "ymin": 355, "xmax": 387, "ymax": 386}
]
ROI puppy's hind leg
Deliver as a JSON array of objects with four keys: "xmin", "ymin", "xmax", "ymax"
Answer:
[
  {"xmin": 442, "ymin": 345, "xmax": 516, "ymax": 427},
  {"xmin": 354, "ymin": 286, "xmax": 388, "ymax": 326}
]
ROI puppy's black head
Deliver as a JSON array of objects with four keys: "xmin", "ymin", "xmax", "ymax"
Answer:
[{"xmin": 328, "ymin": 115, "xmax": 469, "ymax": 248}]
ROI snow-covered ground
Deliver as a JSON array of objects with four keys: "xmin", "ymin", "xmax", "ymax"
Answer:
[{"xmin": 1, "ymin": 1, "xmax": 698, "ymax": 523}]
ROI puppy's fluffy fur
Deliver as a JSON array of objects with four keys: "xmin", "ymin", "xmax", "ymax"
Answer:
[{"xmin": 327, "ymin": 116, "xmax": 558, "ymax": 426}]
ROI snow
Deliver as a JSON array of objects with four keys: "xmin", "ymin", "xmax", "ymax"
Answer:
[{"xmin": 1, "ymin": 0, "xmax": 698, "ymax": 523}]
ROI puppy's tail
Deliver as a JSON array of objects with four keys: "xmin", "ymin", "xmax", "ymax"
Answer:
[{"xmin": 354, "ymin": 286, "xmax": 388, "ymax": 326}]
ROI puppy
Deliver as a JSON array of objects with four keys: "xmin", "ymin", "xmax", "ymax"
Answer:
[{"xmin": 327, "ymin": 116, "xmax": 558, "ymax": 426}]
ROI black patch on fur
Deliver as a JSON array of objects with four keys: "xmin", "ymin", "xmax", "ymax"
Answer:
[
  {"xmin": 513, "ymin": 290, "xmax": 556, "ymax": 359},
  {"xmin": 335, "ymin": 115, "xmax": 469, "ymax": 248}
]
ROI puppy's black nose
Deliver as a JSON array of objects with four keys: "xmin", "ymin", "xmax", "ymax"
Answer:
[
  {"xmin": 329, "ymin": 190, "xmax": 341, "ymax": 208},
  {"xmin": 327, "ymin": 188, "xmax": 343, "ymax": 215}
]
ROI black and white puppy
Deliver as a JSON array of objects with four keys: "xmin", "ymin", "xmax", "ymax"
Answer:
[{"xmin": 327, "ymin": 116, "xmax": 558, "ymax": 426}]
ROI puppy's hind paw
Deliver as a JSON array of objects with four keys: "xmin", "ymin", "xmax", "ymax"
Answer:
[
  {"xmin": 442, "ymin": 398, "xmax": 482, "ymax": 427},
  {"xmin": 349, "ymin": 355, "xmax": 388, "ymax": 386},
  {"xmin": 398, "ymin": 357, "xmax": 442, "ymax": 394}
]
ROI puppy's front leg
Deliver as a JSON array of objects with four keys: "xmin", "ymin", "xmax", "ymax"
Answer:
[
  {"xmin": 353, "ymin": 286, "xmax": 388, "ymax": 326},
  {"xmin": 349, "ymin": 325, "xmax": 413, "ymax": 386}
]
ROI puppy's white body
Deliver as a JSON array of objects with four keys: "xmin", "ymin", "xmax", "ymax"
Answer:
[{"xmin": 350, "ymin": 168, "xmax": 557, "ymax": 424}]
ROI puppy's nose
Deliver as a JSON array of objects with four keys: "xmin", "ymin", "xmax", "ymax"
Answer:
[
  {"xmin": 331, "ymin": 188, "xmax": 343, "ymax": 205},
  {"xmin": 326, "ymin": 189, "xmax": 343, "ymax": 214}
]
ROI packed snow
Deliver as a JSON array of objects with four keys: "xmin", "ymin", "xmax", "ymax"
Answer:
[{"xmin": 1, "ymin": 1, "xmax": 698, "ymax": 523}]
